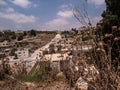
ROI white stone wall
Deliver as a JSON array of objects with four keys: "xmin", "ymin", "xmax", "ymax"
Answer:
[{"xmin": 15, "ymin": 49, "xmax": 29, "ymax": 59}]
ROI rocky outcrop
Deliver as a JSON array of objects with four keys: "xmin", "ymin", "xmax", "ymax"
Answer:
[{"xmin": 75, "ymin": 65, "xmax": 99, "ymax": 90}]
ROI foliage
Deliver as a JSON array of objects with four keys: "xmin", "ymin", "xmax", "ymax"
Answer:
[
  {"xmin": 49, "ymin": 44, "xmax": 55, "ymax": 54},
  {"xmin": 96, "ymin": 0, "xmax": 120, "ymax": 61},
  {"xmin": 71, "ymin": 28, "xmax": 78, "ymax": 35},
  {"xmin": 23, "ymin": 61, "xmax": 58, "ymax": 83},
  {"xmin": 71, "ymin": 0, "xmax": 120, "ymax": 89},
  {"xmin": 0, "ymin": 30, "xmax": 16, "ymax": 42},
  {"xmin": 23, "ymin": 31, "xmax": 27, "ymax": 36},
  {"xmin": 43, "ymin": 50, "xmax": 49, "ymax": 55},
  {"xmin": 29, "ymin": 29, "xmax": 36, "ymax": 36},
  {"xmin": 37, "ymin": 31, "xmax": 56, "ymax": 34},
  {"xmin": 57, "ymin": 45, "xmax": 62, "ymax": 52},
  {"xmin": 17, "ymin": 35, "xmax": 23, "ymax": 41},
  {"xmin": 9, "ymin": 48, "xmax": 17, "ymax": 56}
]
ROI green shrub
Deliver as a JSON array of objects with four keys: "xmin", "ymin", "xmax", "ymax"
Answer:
[{"xmin": 22, "ymin": 61, "xmax": 59, "ymax": 83}]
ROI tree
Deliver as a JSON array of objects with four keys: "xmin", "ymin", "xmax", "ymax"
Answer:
[
  {"xmin": 0, "ymin": 32, "xmax": 3, "ymax": 36},
  {"xmin": 94, "ymin": 1, "xmax": 120, "ymax": 89},
  {"xmin": 0, "ymin": 30, "xmax": 16, "ymax": 41},
  {"xmin": 49, "ymin": 44, "xmax": 55, "ymax": 54},
  {"xmin": 11, "ymin": 34, "xmax": 16, "ymax": 39},
  {"xmin": 17, "ymin": 35, "xmax": 23, "ymax": 41},
  {"xmin": 23, "ymin": 31, "xmax": 27, "ymax": 36},
  {"xmin": 100, "ymin": 0, "xmax": 120, "ymax": 34},
  {"xmin": 29, "ymin": 29, "xmax": 36, "ymax": 36},
  {"xmin": 43, "ymin": 50, "xmax": 49, "ymax": 55},
  {"xmin": 97, "ymin": 0, "xmax": 120, "ymax": 61},
  {"xmin": 71, "ymin": 28, "xmax": 78, "ymax": 35},
  {"xmin": 9, "ymin": 48, "xmax": 16, "ymax": 56},
  {"xmin": 57, "ymin": 45, "xmax": 62, "ymax": 52}
]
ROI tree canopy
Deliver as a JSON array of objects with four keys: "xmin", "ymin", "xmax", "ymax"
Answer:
[
  {"xmin": 97, "ymin": 0, "xmax": 120, "ymax": 63},
  {"xmin": 101, "ymin": 0, "xmax": 120, "ymax": 34}
]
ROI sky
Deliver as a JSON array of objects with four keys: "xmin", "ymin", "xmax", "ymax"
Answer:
[{"xmin": 0, "ymin": 0, "xmax": 106, "ymax": 31}]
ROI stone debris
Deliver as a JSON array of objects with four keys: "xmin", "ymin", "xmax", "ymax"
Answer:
[
  {"xmin": 83, "ymin": 65, "xmax": 99, "ymax": 81},
  {"xmin": 75, "ymin": 65, "xmax": 99, "ymax": 90},
  {"xmin": 75, "ymin": 77, "xmax": 88, "ymax": 90},
  {"xmin": 24, "ymin": 82, "xmax": 36, "ymax": 87}
]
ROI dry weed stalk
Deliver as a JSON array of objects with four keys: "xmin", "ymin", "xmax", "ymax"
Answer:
[{"xmin": 72, "ymin": 0, "xmax": 120, "ymax": 89}]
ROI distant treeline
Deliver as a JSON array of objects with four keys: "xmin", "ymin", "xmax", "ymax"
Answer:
[{"xmin": 0, "ymin": 30, "xmax": 57, "ymax": 42}]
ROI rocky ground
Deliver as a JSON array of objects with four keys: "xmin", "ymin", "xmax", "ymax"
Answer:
[
  {"xmin": 16, "ymin": 33, "xmax": 55, "ymax": 53},
  {"xmin": 0, "ymin": 80, "xmax": 72, "ymax": 90}
]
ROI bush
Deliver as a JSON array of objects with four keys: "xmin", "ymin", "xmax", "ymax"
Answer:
[
  {"xmin": 17, "ymin": 35, "xmax": 23, "ymax": 41},
  {"xmin": 29, "ymin": 29, "xmax": 36, "ymax": 36},
  {"xmin": 49, "ymin": 44, "xmax": 55, "ymax": 54},
  {"xmin": 22, "ymin": 61, "xmax": 59, "ymax": 83}
]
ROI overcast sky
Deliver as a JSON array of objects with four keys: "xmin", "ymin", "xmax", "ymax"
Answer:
[{"xmin": 0, "ymin": 0, "xmax": 105, "ymax": 31}]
